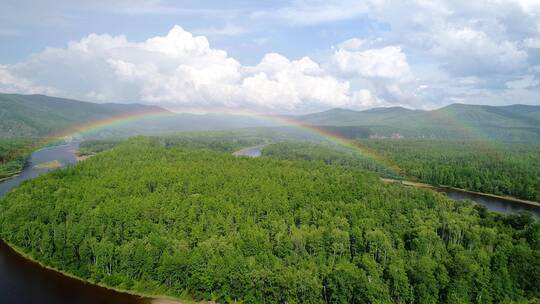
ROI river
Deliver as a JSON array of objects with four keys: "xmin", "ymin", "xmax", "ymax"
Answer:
[{"xmin": 0, "ymin": 143, "xmax": 149, "ymax": 304}]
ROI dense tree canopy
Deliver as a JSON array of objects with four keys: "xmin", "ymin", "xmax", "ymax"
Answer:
[
  {"xmin": 359, "ymin": 139, "xmax": 540, "ymax": 201},
  {"xmin": 264, "ymin": 140, "xmax": 540, "ymax": 201},
  {"xmin": 1, "ymin": 137, "xmax": 539, "ymax": 303},
  {"xmin": 262, "ymin": 141, "xmax": 399, "ymax": 178}
]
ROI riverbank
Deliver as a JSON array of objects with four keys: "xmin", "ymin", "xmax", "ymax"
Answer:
[
  {"xmin": 0, "ymin": 172, "xmax": 20, "ymax": 182},
  {"xmin": 381, "ymin": 178, "xmax": 540, "ymax": 208},
  {"xmin": 1, "ymin": 239, "xmax": 195, "ymax": 304}
]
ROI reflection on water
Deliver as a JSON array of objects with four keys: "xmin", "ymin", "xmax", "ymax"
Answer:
[{"xmin": 0, "ymin": 143, "xmax": 149, "ymax": 304}]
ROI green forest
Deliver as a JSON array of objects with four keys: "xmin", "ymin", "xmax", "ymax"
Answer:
[
  {"xmin": 263, "ymin": 140, "xmax": 540, "ymax": 201},
  {"xmin": 360, "ymin": 139, "xmax": 540, "ymax": 201},
  {"xmin": 1, "ymin": 137, "xmax": 538, "ymax": 303},
  {"xmin": 262, "ymin": 141, "xmax": 399, "ymax": 178}
]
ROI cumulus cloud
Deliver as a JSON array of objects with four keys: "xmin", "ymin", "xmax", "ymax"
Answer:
[
  {"xmin": 1, "ymin": 26, "xmax": 386, "ymax": 112},
  {"xmin": 4, "ymin": 0, "xmax": 540, "ymax": 110},
  {"xmin": 260, "ymin": 0, "xmax": 540, "ymax": 79},
  {"xmin": 331, "ymin": 43, "xmax": 410, "ymax": 79}
]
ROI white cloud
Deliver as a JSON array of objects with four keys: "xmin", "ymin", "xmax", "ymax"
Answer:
[
  {"xmin": 0, "ymin": 65, "xmax": 56, "ymax": 95},
  {"xmin": 331, "ymin": 44, "xmax": 410, "ymax": 79},
  {"xmin": 2, "ymin": 26, "xmax": 387, "ymax": 112},
  {"xmin": 506, "ymin": 75, "xmax": 540, "ymax": 89},
  {"xmin": 427, "ymin": 27, "xmax": 528, "ymax": 76},
  {"xmin": 4, "ymin": 0, "xmax": 540, "ymax": 110},
  {"xmin": 259, "ymin": 0, "xmax": 539, "ymax": 79}
]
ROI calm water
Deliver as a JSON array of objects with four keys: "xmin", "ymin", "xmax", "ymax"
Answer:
[
  {"xmin": 0, "ymin": 143, "xmax": 148, "ymax": 304},
  {"xmin": 440, "ymin": 188, "xmax": 540, "ymax": 219}
]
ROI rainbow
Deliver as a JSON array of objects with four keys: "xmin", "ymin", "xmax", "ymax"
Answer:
[
  {"xmin": 30, "ymin": 104, "xmax": 502, "ymax": 180},
  {"xmin": 22, "ymin": 104, "xmax": 506, "ymax": 185},
  {"xmin": 20, "ymin": 106, "xmax": 407, "ymax": 177},
  {"xmin": 39, "ymin": 108, "xmax": 176, "ymax": 147},
  {"xmin": 258, "ymin": 114, "xmax": 406, "ymax": 176}
]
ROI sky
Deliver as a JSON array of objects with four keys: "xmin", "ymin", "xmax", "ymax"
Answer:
[{"xmin": 1, "ymin": 0, "xmax": 540, "ymax": 113}]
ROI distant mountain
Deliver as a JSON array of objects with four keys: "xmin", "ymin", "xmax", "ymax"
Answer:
[
  {"xmin": 0, "ymin": 93, "xmax": 277, "ymax": 138},
  {"xmin": 0, "ymin": 93, "xmax": 167, "ymax": 137},
  {"xmin": 3, "ymin": 93, "xmax": 538, "ymax": 143},
  {"xmin": 296, "ymin": 103, "xmax": 540, "ymax": 143}
]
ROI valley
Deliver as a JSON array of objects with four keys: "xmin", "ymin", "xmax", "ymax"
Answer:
[{"xmin": 0, "ymin": 94, "xmax": 539, "ymax": 303}]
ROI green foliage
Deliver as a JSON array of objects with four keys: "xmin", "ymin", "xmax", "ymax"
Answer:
[
  {"xmin": 153, "ymin": 132, "xmax": 266, "ymax": 153},
  {"xmin": 78, "ymin": 139, "xmax": 124, "ymax": 156},
  {"xmin": 359, "ymin": 139, "xmax": 540, "ymax": 201},
  {"xmin": 1, "ymin": 137, "xmax": 539, "ymax": 303},
  {"xmin": 263, "ymin": 141, "xmax": 399, "ymax": 178}
]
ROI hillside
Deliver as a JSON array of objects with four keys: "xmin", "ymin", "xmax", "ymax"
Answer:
[
  {"xmin": 296, "ymin": 104, "xmax": 540, "ymax": 143},
  {"xmin": 0, "ymin": 93, "xmax": 168, "ymax": 137}
]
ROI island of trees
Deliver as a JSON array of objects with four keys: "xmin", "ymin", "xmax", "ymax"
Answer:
[{"xmin": 1, "ymin": 137, "xmax": 538, "ymax": 303}]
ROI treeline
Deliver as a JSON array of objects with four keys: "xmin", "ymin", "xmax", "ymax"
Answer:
[
  {"xmin": 359, "ymin": 139, "xmax": 540, "ymax": 201},
  {"xmin": 78, "ymin": 139, "xmax": 124, "ymax": 156},
  {"xmin": 0, "ymin": 138, "xmax": 34, "ymax": 180},
  {"xmin": 263, "ymin": 141, "xmax": 400, "ymax": 178},
  {"xmin": 79, "ymin": 131, "xmax": 266, "ymax": 156},
  {"xmin": 1, "ymin": 137, "xmax": 539, "ymax": 303}
]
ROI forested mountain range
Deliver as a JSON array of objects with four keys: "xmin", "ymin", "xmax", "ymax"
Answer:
[
  {"xmin": 297, "ymin": 103, "xmax": 540, "ymax": 143},
  {"xmin": 2, "ymin": 93, "xmax": 539, "ymax": 143}
]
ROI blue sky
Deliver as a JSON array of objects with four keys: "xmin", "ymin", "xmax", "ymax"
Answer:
[{"xmin": 1, "ymin": 0, "xmax": 540, "ymax": 113}]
